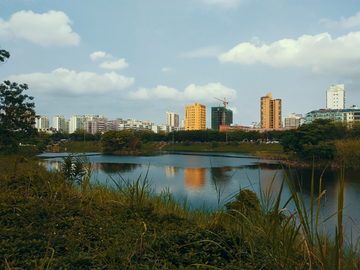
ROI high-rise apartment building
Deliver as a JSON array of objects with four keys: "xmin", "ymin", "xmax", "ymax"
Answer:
[
  {"xmin": 84, "ymin": 118, "xmax": 108, "ymax": 134},
  {"xmin": 53, "ymin": 115, "xmax": 65, "ymax": 132},
  {"xmin": 35, "ymin": 115, "xmax": 49, "ymax": 130},
  {"xmin": 185, "ymin": 103, "xmax": 206, "ymax": 131},
  {"xmin": 69, "ymin": 115, "xmax": 83, "ymax": 133},
  {"xmin": 327, "ymin": 84, "xmax": 345, "ymax": 109},
  {"xmin": 83, "ymin": 115, "xmax": 108, "ymax": 134},
  {"xmin": 260, "ymin": 93, "xmax": 282, "ymax": 129},
  {"xmin": 166, "ymin": 111, "xmax": 179, "ymax": 127},
  {"xmin": 64, "ymin": 120, "xmax": 70, "ymax": 133},
  {"xmin": 211, "ymin": 107, "xmax": 233, "ymax": 130}
]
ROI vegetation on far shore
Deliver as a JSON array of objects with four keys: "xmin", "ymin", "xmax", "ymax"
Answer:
[{"xmin": 25, "ymin": 123, "xmax": 360, "ymax": 169}]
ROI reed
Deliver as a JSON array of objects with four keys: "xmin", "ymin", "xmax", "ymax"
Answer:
[{"xmin": 335, "ymin": 139, "xmax": 360, "ymax": 169}]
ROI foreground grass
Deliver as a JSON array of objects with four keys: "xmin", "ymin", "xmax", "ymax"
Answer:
[{"xmin": 0, "ymin": 155, "xmax": 359, "ymax": 269}]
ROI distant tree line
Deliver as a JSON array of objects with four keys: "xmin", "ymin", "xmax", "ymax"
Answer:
[{"xmin": 52, "ymin": 119, "xmax": 360, "ymax": 162}]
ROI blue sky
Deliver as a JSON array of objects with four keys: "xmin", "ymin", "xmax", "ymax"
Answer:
[{"xmin": 1, "ymin": 0, "xmax": 360, "ymax": 127}]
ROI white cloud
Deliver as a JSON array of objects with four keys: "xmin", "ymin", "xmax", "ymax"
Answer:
[
  {"xmin": 129, "ymin": 85, "xmax": 180, "ymax": 100},
  {"xmin": 100, "ymin": 58, "xmax": 129, "ymax": 69},
  {"xmin": 179, "ymin": 46, "xmax": 222, "ymax": 58},
  {"xmin": 197, "ymin": 0, "xmax": 243, "ymax": 8},
  {"xmin": 183, "ymin": 83, "xmax": 236, "ymax": 102},
  {"xmin": 6, "ymin": 68, "xmax": 134, "ymax": 95},
  {"xmin": 219, "ymin": 32, "xmax": 360, "ymax": 75},
  {"xmin": 250, "ymin": 36, "xmax": 261, "ymax": 45},
  {"xmin": 320, "ymin": 11, "xmax": 360, "ymax": 28},
  {"xmin": 318, "ymin": 18, "xmax": 339, "ymax": 28},
  {"xmin": 128, "ymin": 83, "xmax": 236, "ymax": 103},
  {"xmin": 90, "ymin": 52, "xmax": 128, "ymax": 70},
  {"xmin": 341, "ymin": 11, "xmax": 360, "ymax": 28},
  {"xmin": 162, "ymin": 67, "xmax": 175, "ymax": 72},
  {"xmin": 0, "ymin": 10, "xmax": 80, "ymax": 47},
  {"xmin": 90, "ymin": 51, "xmax": 112, "ymax": 61}
]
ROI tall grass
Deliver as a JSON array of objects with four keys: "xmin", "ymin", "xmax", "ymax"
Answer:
[
  {"xmin": 195, "ymin": 161, "xmax": 360, "ymax": 269},
  {"xmin": 335, "ymin": 139, "xmax": 360, "ymax": 169}
]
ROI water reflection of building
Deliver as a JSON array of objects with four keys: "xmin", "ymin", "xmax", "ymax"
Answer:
[
  {"xmin": 166, "ymin": 166, "xmax": 179, "ymax": 177},
  {"xmin": 184, "ymin": 168, "xmax": 206, "ymax": 190},
  {"xmin": 211, "ymin": 167, "xmax": 237, "ymax": 183},
  {"xmin": 100, "ymin": 163, "xmax": 140, "ymax": 174},
  {"xmin": 39, "ymin": 160, "xmax": 62, "ymax": 171},
  {"xmin": 260, "ymin": 169, "xmax": 283, "ymax": 194},
  {"xmin": 39, "ymin": 160, "xmax": 102, "ymax": 173},
  {"xmin": 89, "ymin": 162, "xmax": 101, "ymax": 172}
]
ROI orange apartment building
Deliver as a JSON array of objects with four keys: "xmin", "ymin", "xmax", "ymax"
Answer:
[
  {"xmin": 260, "ymin": 93, "xmax": 282, "ymax": 129},
  {"xmin": 185, "ymin": 103, "xmax": 206, "ymax": 131}
]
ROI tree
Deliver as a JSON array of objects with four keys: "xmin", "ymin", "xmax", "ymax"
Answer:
[
  {"xmin": 0, "ymin": 80, "xmax": 37, "ymax": 153},
  {"xmin": 0, "ymin": 48, "xmax": 10, "ymax": 64},
  {"xmin": 279, "ymin": 119, "xmax": 341, "ymax": 161},
  {"xmin": 94, "ymin": 131, "xmax": 102, "ymax": 141},
  {"xmin": 70, "ymin": 129, "xmax": 96, "ymax": 141},
  {"xmin": 51, "ymin": 131, "xmax": 70, "ymax": 141},
  {"xmin": 101, "ymin": 130, "xmax": 139, "ymax": 153}
]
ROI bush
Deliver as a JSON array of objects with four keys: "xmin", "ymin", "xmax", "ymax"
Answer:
[{"xmin": 211, "ymin": 140, "xmax": 219, "ymax": 148}]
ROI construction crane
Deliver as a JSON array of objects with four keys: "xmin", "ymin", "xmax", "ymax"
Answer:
[
  {"xmin": 214, "ymin": 97, "xmax": 229, "ymax": 110},
  {"xmin": 214, "ymin": 97, "xmax": 229, "ymax": 129}
]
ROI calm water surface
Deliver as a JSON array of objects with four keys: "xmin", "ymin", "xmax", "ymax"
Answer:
[{"xmin": 38, "ymin": 151, "xmax": 360, "ymax": 241}]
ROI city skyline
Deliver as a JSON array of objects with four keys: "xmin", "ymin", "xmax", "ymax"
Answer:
[{"xmin": 1, "ymin": 1, "xmax": 360, "ymax": 126}]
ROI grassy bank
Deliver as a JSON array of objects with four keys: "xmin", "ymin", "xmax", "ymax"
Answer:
[
  {"xmin": 0, "ymin": 155, "xmax": 359, "ymax": 269},
  {"xmin": 55, "ymin": 141, "xmax": 102, "ymax": 153},
  {"xmin": 161, "ymin": 142, "xmax": 284, "ymax": 158}
]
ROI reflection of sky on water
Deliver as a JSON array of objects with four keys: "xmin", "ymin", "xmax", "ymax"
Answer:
[{"xmin": 39, "ymin": 152, "xmax": 360, "ymax": 242}]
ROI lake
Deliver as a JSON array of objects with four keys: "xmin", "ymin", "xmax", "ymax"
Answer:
[{"xmin": 38, "ymin": 151, "xmax": 360, "ymax": 241}]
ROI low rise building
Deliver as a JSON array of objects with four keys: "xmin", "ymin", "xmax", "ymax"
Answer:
[
  {"xmin": 305, "ymin": 105, "xmax": 360, "ymax": 125},
  {"xmin": 284, "ymin": 113, "xmax": 304, "ymax": 128},
  {"xmin": 152, "ymin": 124, "xmax": 174, "ymax": 133},
  {"xmin": 219, "ymin": 125, "xmax": 293, "ymax": 133}
]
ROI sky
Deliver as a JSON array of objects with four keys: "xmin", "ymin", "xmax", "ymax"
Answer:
[{"xmin": 1, "ymin": 0, "xmax": 360, "ymax": 127}]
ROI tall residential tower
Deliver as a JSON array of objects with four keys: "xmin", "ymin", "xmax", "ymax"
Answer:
[
  {"xmin": 35, "ymin": 115, "xmax": 49, "ymax": 130},
  {"xmin": 166, "ymin": 111, "xmax": 179, "ymax": 127},
  {"xmin": 53, "ymin": 115, "xmax": 66, "ymax": 132},
  {"xmin": 327, "ymin": 84, "xmax": 345, "ymax": 109},
  {"xmin": 185, "ymin": 103, "xmax": 206, "ymax": 131},
  {"xmin": 260, "ymin": 93, "xmax": 282, "ymax": 129}
]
